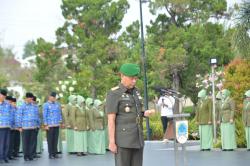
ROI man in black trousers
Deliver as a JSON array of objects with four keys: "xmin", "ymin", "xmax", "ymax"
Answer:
[
  {"xmin": 43, "ymin": 92, "xmax": 63, "ymax": 159},
  {"xmin": 10, "ymin": 97, "xmax": 21, "ymax": 158},
  {"xmin": 31, "ymin": 96, "xmax": 41, "ymax": 158},
  {"xmin": 0, "ymin": 89, "xmax": 12, "ymax": 164},
  {"xmin": 17, "ymin": 92, "xmax": 40, "ymax": 161}
]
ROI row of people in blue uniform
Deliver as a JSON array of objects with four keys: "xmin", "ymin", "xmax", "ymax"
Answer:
[{"xmin": 0, "ymin": 89, "xmax": 62, "ymax": 164}]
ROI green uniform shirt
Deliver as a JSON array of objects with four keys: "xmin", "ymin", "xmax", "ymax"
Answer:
[
  {"xmin": 73, "ymin": 106, "xmax": 89, "ymax": 131},
  {"xmin": 195, "ymin": 98, "xmax": 212, "ymax": 124},
  {"xmin": 219, "ymin": 97, "xmax": 235, "ymax": 123},
  {"xmin": 93, "ymin": 108, "xmax": 105, "ymax": 130},
  {"xmin": 106, "ymin": 83, "xmax": 144, "ymax": 149},
  {"xmin": 65, "ymin": 104, "xmax": 77, "ymax": 128}
]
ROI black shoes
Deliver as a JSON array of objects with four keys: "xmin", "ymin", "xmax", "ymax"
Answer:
[
  {"xmin": 49, "ymin": 154, "xmax": 61, "ymax": 159},
  {"xmin": 49, "ymin": 155, "xmax": 55, "ymax": 159},
  {"xmin": 77, "ymin": 152, "xmax": 86, "ymax": 156},
  {"xmin": 33, "ymin": 154, "xmax": 41, "ymax": 158},
  {"xmin": 24, "ymin": 157, "xmax": 34, "ymax": 161},
  {"xmin": 201, "ymin": 149, "xmax": 211, "ymax": 151}
]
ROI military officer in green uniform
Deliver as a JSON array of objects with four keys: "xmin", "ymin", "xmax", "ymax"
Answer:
[
  {"xmin": 242, "ymin": 90, "xmax": 250, "ymax": 150},
  {"xmin": 218, "ymin": 89, "xmax": 236, "ymax": 151},
  {"xmin": 106, "ymin": 63, "xmax": 155, "ymax": 166},
  {"xmin": 195, "ymin": 89, "xmax": 213, "ymax": 151}
]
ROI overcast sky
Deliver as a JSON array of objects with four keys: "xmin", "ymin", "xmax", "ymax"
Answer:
[{"xmin": 0, "ymin": 0, "xmax": 242, "ymax": 58}]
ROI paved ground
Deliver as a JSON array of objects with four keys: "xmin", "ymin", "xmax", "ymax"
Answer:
[{"xmin": 4, "ymin": 141, "xmax": 250, "ymax": 166}]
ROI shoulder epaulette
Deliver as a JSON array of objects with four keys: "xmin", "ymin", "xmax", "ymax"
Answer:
[{"xmin": 111, "ymin": 86, "xmax": 119, "ymax": 91}]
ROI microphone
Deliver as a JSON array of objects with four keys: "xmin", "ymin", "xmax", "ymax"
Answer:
[{"xmin": 152, "ymin": 86, "xmax": 181, "ymax": 96}]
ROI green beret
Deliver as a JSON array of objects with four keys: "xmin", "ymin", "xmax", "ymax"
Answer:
[
  {"xmin": 119, "ymin": 63, "xmax": 140, "ymax": 77},
  {"xmin": 245, "ymin": 90, "xmax": 250, "ymax": 97}
]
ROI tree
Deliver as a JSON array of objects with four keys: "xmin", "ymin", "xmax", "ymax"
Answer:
[
  {"xmin": 22, "ymin": 40, "xmax": 36, "ymax": 59},
  {"xmin": 33, "ymin": 38, "xmax": 69, "ymax": 94},
  {"xmin": 55, "ymin": 0, "xmax": 130, "ymax": 98},
  {"xmin": 180, "ymin": 23, "xmax": 234, "ymax": 104},
  {"xmin": 0, "ymin": 74, "xmax": 8, "ymax": 88},
  {"xmin": 234, "ymin": 1, "xmax": 250, "ymax": 58},
  {"xmin": 146, "ymin": 0, "xmax": 234, "ymax": 104},
  {"xmin": 149, "ymin": 0, "xmax": 229, "ymax": 27}
]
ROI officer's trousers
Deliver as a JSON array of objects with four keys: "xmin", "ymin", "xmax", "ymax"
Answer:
[
  {"xmin": 0, "ymin": 128, "xmax": 10, "ymax": 160},
  {"xmin": 115, "ymin": 147, "xmax": 143, "ymax": 166},
  {"xmin": 22, "ymin": 129, "xmax": 37, "ymax": 159},
  {"xmin": 46, "ymin": 126, "xmax": 59, "ymax": 156}
]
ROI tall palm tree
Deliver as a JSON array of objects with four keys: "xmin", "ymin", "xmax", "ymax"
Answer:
[{"xmin": 234, "ymin": 0, "xmax": 250, "ymax": 58}]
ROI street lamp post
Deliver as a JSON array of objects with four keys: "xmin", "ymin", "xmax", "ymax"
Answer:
[
  {"xmin": 210, "ymin": 58, "xmax": 217, "ymax": 144},
  {"xmin": 138, "ymin": 0, "xmax": 151, "ymax": 140}
]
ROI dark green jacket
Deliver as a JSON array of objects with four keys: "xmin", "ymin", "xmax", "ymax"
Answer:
[
  {"xmin": 86, "ymin": 107, "xmax": 95, "ymax": 130},
  {"xmin": 73, "ymin": 106, "xmax": 89, "ymax": 131},
  {"xmin": 106, "ymin": 83, "xmax": 144, "ymax": 149},
  {"xmin": 219, "ymin": 97, "xmax": 235, "ymax": 123},
  {"xmin": 195, "ymin": 98, "xmax": 212, "ymax": 125},
  {"xmin": 93, "ymin": 108, "xmax": 105, "ymax": 130},
  {"xmin": 242, "ymin": 100, "xmax": 250, "ymax": 126},
  {"xmin": 64, "ymin": 104, "xmax": 77, "ymax": 128}
]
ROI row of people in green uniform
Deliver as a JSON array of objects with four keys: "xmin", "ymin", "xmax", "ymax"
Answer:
[
  {"xmin": 62, "ymin": 95, "xmax": 108, "ymax": 156},
  {"xmin": 196, "ymin": 89, "xmax": 250, "ymax": 151}
]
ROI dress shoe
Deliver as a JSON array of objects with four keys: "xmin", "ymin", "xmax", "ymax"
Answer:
[
  {"xmin": 53, "ymin": 154, "xmax": 60, "ymax": 158},
  {"xmin": 8, "ymin": 156, "xmax": 14, "ymax": 160},
  {"xmin": 49, "ymin": 155, "xmax": 55, "ymax": 159},
  {"xmin": 14, "ymin": 154, "xmax": 22, "ymax": 157},
  {"xmin": 33, "ymin": 155, "xmax": 41, "ymax": 158},
  {"xmin": 4, "ymin": 159, "xmax": 9, "ymax": 163}
]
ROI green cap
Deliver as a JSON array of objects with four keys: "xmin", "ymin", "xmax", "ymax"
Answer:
[
  {"xmin": 198, "ymin": 89, "xmax": 206, "ymax": 98},
  {"xmin": 119, "ymin": 63, "xmax": 140, "ymax": 77},
  {"xmin": 245, "ymin": 90, "xmax": 250, "ymax": 97}
]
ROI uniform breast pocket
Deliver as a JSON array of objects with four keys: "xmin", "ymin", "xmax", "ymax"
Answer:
[{"xmin": 119, "ymin": 100, "xmax": 133, "ymax": 113}]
